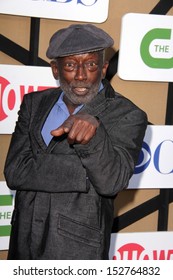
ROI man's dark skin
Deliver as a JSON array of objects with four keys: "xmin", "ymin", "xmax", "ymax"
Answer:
[{"xmin": 50, "ymin": 51, "xmax": 109, "ymax": 144}]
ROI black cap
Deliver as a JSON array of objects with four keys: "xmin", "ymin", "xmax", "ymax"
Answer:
[{"xmin": 46, "ymin": 24, "xmax": 114, "ymax": 59}]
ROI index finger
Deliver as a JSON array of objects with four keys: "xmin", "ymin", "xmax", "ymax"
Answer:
[
  {"xmin": 51, "ymin": 117, "xmax": 74, "ymax": 137},
  {"xmin": 51, "ymin": 126, "xmax": 66, "ymax": 137}
]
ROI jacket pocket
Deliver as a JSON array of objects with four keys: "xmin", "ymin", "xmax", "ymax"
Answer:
[{"xmin": 57, "ymin": 214, "xmax": 101, "ymax": 248}]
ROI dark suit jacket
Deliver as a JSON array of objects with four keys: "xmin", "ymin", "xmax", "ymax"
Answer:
[{"xmin": 4, "ymin": 79, "xmax": 148, "ymax": 259}]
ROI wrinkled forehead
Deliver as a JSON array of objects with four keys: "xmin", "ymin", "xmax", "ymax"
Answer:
[
  {"xmin": 56, "ymin": 50, "xmax": 105, "ymax": 63},
  {"xmin": 57, "ymin": 51, "xmax": 104, "ymax": 60}
]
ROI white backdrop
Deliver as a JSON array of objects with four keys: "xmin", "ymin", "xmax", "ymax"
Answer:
[
  {"xmin": 0, "ymin": 65, "xmax": 58, "ymax": 134},
  {"xmin": 128, "ymin": 125, "xmax": 173, "ymax": 189},
  {"xmin": 0, "ymin": 0, "xmax": 109, "ymax": 23},
  {"xmin": 109, "ymin": 232, "xmax": 173, "ymax": 260},
  {"xmin": 118, "ymin": 13, "xmax": 173, "ymax": 82}
]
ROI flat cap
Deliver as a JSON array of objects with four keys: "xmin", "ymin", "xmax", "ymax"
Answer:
[{"xmin": 46, "ymin": 24, "xmax": 114, "ymax": 59}]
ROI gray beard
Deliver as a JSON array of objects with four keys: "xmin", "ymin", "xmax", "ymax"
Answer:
[{"xmin": 59, "ymin": 77, "xmax": 101, "ymax": 105}]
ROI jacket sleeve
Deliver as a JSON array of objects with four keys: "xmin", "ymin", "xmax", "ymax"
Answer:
[
  {"xmin": 74, "ymin": 108, "xmax": 148, "ymax": 196},
  {"xmin": 4, "ymin": 94, "xmax": 87, "ymax": 193}
]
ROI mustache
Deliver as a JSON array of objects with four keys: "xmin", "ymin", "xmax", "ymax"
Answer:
[{"xmin": 70, "ymin": 82, "xmax": 92, "ymax": 88}]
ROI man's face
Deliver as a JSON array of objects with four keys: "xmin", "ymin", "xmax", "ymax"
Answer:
[{"xmin": 52, "ymin": 51, "xmax": 108, "ymax": 106}]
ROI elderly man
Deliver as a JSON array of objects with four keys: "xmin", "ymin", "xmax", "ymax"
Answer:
[{"xmin": 4, "ymin": 24, "xmax": 147, "ymax": 260}]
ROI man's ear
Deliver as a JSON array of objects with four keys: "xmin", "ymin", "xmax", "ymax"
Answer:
[
  {"xmin": 50, "ymin": 60, "xmax": 59, "ymax": 80},
  {"xmin": 102, "ymin": 61, "xmax": 109, "ymax": 79}
]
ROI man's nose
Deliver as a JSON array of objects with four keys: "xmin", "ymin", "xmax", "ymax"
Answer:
[{"xmin": 74, "ymin": 65, "xmax": 87, "ymax": 80}]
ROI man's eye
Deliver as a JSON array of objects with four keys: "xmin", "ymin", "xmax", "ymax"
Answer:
[
  {"xmin": 88, "ymin": 62, "xmax": 96, "ymax": 66},
  {"xmin": 85, "ymin": 62, "xmax": 98, "ymax": 71},
  {"xmin": 65, "ymin": 63, "xmax": 75, "ymax": 68},
  {"xmin": 63, "ymin": 61, "xmax": 98, "ymax": 72},
  {"xmin": 63, "ymin": 62, "xmax": 76, "ymax": 71}
]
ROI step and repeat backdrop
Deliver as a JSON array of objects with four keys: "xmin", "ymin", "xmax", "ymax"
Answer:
[{"xmin": 0, "ymin": 1, "xmax": 173, "ymax": 259}]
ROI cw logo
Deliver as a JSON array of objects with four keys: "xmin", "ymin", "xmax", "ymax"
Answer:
[
  {"xmin": 0, "ymin": 194, "xmax": 13, "ymax": 237},
  {"xmin": 140, "ymin": 28, "xmax": 173, "ymax": 69}
]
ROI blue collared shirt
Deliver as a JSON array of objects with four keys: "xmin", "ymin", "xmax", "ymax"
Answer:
[{"xmin": 41, "ymin": 83, "xmax": 103, "ymax": 145}]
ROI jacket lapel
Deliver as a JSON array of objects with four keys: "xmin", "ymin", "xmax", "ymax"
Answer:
[{"xmin": 31, "ymin": 88, "xmax": 62, "ymax": 151}]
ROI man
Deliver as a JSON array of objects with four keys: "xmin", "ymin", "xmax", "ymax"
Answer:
[{"xmin": 4, "ymin": 24, "xmax": 147, "ymax": 260}]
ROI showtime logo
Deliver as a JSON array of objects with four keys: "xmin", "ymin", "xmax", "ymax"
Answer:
[
  {"xmin": 0, "ymin": 76, "xmax": 51, "ymax": 121},
  {"xmin": 112, "ymin": 243, "xmax": 173, "ymax": 260}
]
